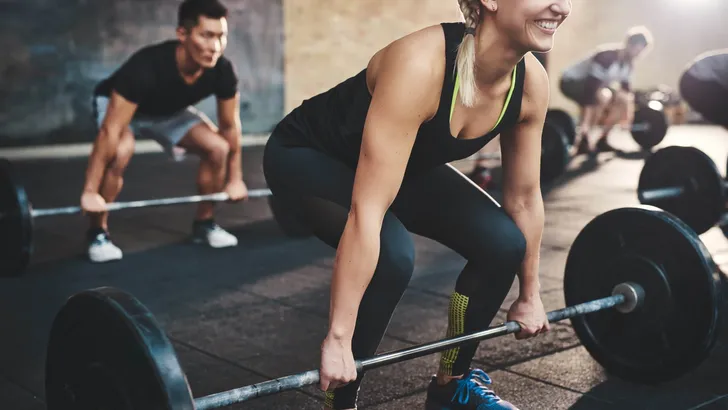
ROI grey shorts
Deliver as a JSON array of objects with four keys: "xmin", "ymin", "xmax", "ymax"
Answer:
[{"xmin": 93, "ymin": 96, "xmax": 212, "ymax": 157}]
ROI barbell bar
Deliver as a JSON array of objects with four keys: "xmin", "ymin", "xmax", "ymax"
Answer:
[
  {"xmin": 29, "ymin": 189, "xmax": 273, "ymax": 218},
  {"xmin": 0, "ymin": 159, "xmax": 311, "ymax": 277},
  {"xmin": 636, "ymin": 145, "xmax": 727, "ymax": 235},
  {"xmin": 638, "ymin": 177, "xmax": 728, "ymax": 203},
  {"xmin": 194, "ymin": 284, "xmax": 638, "ymax": 410},
  {"xmin": 44, "ymin": 206, "xmax": 726, "ymax": 409}
]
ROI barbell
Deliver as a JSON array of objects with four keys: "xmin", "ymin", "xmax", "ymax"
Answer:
[
  {"xmin": 0, "ymin": 159, "xmax": 312, "ymax": 277},
  {"xmin": 547, "ymin": 98, "xmax": 670, "ymax": 151},
  {"xmin": 636, "ymin": 145, "xmax": 728, "ymax": 235},
  {"xmin": 44, "ymin": 206, "xmax": 726, "ymax": 409}
]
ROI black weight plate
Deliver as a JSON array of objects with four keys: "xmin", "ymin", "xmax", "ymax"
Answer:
[
  {"xmin": 546, "ymin": 109, "xmax": 577, "ymax": 146},
  {"xmin": 540, "ymin": 120, "xmax": 570, "ymax": 185},
  {"xmin": 564, "ymin": 206, "xmax": 721, "ymax": 384},
  {"xmin": 0, "ymin": 159, "xmax": 33, "ymax": 277},
  {"xmin": 268, "ymin": 194, "xmax": 313, "ymax": 238},
  {"xmin": 46, "ymin": 287, "xmax": 195, "ymax": 410},
  {"xmin": 632, "ymin": 104, "xmax": 668, "ymax": 149},
  {"xmin": 637, "ymin": 146, "xmax": 723, "ymax": 235}
]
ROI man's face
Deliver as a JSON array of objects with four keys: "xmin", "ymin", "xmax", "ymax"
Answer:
[
  {"xmin": 625, "ymin": 43, "xmax": 646, "ymax": 60},
  {"xmin": 178, "ymin": 16, "xmax": 228, "ymax": 68}
]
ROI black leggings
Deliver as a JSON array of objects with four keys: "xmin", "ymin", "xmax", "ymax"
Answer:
[
  {"xmin": 679, "ymin": 72, "xmax": 728, "ymax": 128},
  {"xmin": 263, "ymin": 133, "xmax": 526, "ymax": 409}
]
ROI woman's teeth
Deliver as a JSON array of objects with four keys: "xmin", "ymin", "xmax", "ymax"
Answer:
[{"xmin": 536, "ymin": 20, "xmax": 558, "ymax": 30}]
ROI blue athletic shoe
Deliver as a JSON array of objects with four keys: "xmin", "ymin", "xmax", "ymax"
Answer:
[{"xmin": 424, "ymin": 369, "xmax": 519, "ymax": 410}]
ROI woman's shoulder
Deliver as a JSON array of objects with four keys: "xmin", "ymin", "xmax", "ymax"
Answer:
[
  {"xmin": 366, "ymin": 24, "xmax": 451, "ymax": 91},
  {"xmin": 519, "ymin": 53, "xmax": 550, "ymax": 121},
  {"xmin": 381, "ymin": 24, "xmax": 449, "ymax": 60}
]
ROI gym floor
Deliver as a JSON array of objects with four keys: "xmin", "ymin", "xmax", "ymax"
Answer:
[{"xmin": 2, "ymin": 125, "xmax": 728, "ymax": 410}]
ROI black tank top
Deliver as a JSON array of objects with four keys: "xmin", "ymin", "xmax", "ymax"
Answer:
[{"xmin": 276, "ymin": 22, "xmax": 526, "ymax": 175}]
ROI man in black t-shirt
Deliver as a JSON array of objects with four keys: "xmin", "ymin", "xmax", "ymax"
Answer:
[
  {"xmin": 560, "ymin": 26, "xmax": 653, "ymax": 154},
  {"xmin": 81, "ymin": 0, "xmax": 248, "ymax": 263}
]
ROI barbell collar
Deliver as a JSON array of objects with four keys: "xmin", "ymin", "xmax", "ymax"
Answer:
[
  {"xmin": 29, "ymin": 188, "xmax": 272, "ymax": 218},
  {"xmin": 612, "ymin": 282, "xmax": 645, "ymax": 314},
  {"xmin": 192, "ymin": 291, "xmax": 628, "ymax": 409}
]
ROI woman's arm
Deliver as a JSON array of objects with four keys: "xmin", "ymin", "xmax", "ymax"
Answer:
[
  {"xmin": 327, "ymin": 28, "xmax": 443, "ymax": 343},
  {"xmin": 499, "ymin": 53, "xmax": 550, "ymax": 300}
]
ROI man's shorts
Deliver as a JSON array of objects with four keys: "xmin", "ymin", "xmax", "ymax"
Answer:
[
  {"xmin": 559, "ymin": 77, "xmax": 592, "ymax": 106},
  {"xmin": 93, "ymin": 95, "xmax": 212, "ymax": 157}
]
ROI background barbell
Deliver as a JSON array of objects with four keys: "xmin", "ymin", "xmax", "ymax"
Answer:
[
  {"xmin": 546, "ymin": 97, "xmax": 671, "ymax": 151},
  {"xmin": 44, "ymin": 206, "xmax": 727, "ymax": 409},
  {"xmin": 637, "ymin": 145, "xmax": 728, "ymax": 235},
  {"xmin": 0, "ymin": 158, "xmax": 312, "ymax": 277}
]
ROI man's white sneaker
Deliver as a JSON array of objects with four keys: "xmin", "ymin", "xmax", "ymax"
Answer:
[
  {"xmin": 87, "ymin": 230, "xmax": 123, "ymax": 263},
  {"xmin": 192, "ymin": 220, "xmax": 238, "ymax": 248}
]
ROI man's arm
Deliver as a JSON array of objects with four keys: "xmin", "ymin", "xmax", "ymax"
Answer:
[
  {"xmin": 216, "ymin": 92, "xmax": 243, "ymax": 183},
  {"xmin": 83, "ymin": 91, "xmax": 137, "ymax": 193},
  {"xmin": 498, "ymin": 54, "xmax": 549, "ymax": 299}
]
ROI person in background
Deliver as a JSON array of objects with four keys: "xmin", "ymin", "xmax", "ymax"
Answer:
[
  {"xmin": 679, "ymin": 49, "xmax": 728, "ymax": 129},
  {"xmin": 80, "ymin": 0, "xmax": 247, "ymax": 263},
  {"xmin": 560, "ymin": 26, "xmax": 653, "ymax": 154}
]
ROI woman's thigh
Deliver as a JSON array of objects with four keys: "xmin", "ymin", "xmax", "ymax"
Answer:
[
  {"xmin": 392, "ymin": 164, "xmax": 526, "ymax": 271},
  {"xmin": 263, "ymin": 133, "xmax": 413, "ymax": 256}
]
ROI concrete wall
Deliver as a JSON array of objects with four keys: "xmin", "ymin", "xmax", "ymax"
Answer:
[
  {"xmin": 284, "ymin": 0, "xmax": 728, "ymax": 118},
  {"xmin": 0, "ymin": 0, "xmax": 283, "ymax": 147},
  {"xmin": 283, "ymin": 0, "xmax": 463, "ymax": 112},
  {"xmin": 2, "ymin": 0, "xmax": 725, "ymax": 147}
]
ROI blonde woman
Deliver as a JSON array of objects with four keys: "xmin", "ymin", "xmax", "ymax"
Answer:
[{"xmin": 263, "ymin": 1, "xmax": 571, "ymax": 409}]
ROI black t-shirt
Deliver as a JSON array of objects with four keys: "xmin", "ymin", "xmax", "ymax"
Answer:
[{"xmin": 94, "ymin": 40, "xmax": 238, "ymax": 117}]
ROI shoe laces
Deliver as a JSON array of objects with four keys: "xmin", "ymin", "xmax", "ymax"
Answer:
[{"xmin": 452, "ymin": 369, "xmax": 500, "ymax": 408}]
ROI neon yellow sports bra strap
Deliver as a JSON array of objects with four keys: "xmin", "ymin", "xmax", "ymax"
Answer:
[
  {"xmin": 493, "ymin": 67, "xmax": 518, "ymax": 130},
  {"xmin": 450, "ymin": 73, "xmax": 461, "ymax": 122},
  {"xmin": 449, "ymin": 66, "xmax": 518, "ymax": 131}
]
